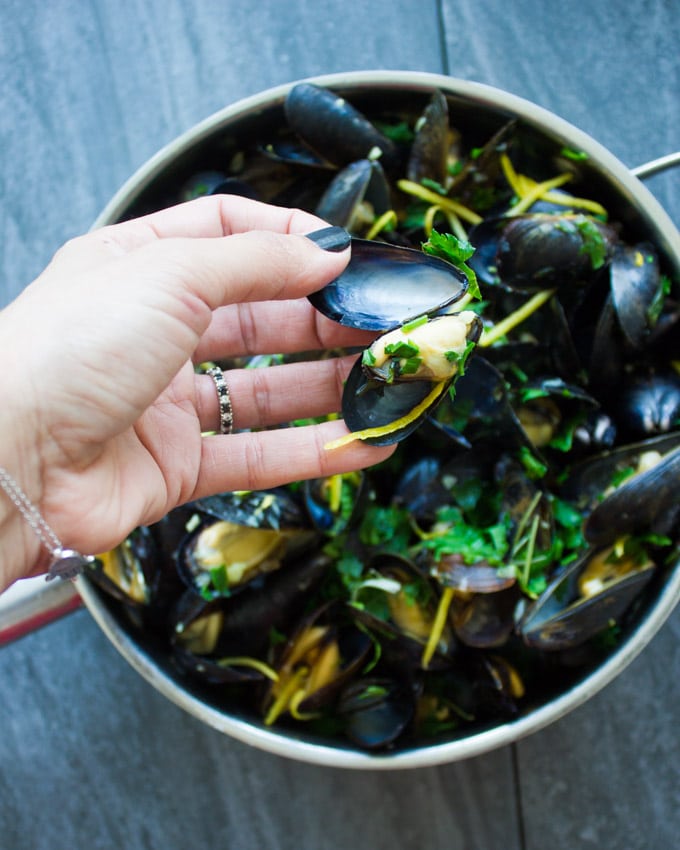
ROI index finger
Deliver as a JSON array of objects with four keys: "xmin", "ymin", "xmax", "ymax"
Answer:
[{"xmin": 98, "ymin": 195, "xmax": 330, "ymax": 252}]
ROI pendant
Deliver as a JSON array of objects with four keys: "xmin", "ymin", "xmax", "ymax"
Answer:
[{"xmin": 46, "ymin": 549, "xmax": 96, "ymax": 582}]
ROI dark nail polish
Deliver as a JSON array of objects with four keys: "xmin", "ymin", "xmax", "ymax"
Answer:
[{"xmin": 306, "ymin": 226, "xmax": 351, "ymax": 252}]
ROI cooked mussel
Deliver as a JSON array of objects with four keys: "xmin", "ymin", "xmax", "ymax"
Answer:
[
  {"xmin": 303, "ymin": 470, "xmax": 367, "ymax": 534},
  {"xmin": 517, "ymin": 541, "xmax": 657, "ymax": 650},
  {"xmin": 177, "ymin": 490, "xmax": 316, "ymax": 600},
  {"xmin": 339, "ymin": 311, "xmax": 482, "ymax": 446},
  {"xmin": 351, "ymin": 552, "xmax": 456, "ymax": 668},
  {"xmin": 261, "ymin": 601, "xmax": 372, "ymax": 725},
  {"xmin": 584, "ymin": 443, "xmax": 680, "ymax": 546},
  {"xmin": 171, "ymin": 552, "xmax": 331, "ymax": 685},
  {"xmin": 91, "ymin": 525, "xmax": 157, "ymax": 608}
]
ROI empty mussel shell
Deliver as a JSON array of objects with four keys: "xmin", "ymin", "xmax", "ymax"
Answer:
[{"xmin": 308, "ymin": 238, "xmax": 468, "ymax": 330}]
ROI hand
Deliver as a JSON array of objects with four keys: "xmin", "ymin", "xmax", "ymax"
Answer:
[{"xmin": 0, "ymin": 196, "xmax": 393, "ymax": 589}]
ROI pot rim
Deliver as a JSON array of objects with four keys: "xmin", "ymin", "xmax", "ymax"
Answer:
[{"xmin": 85, "ymin": 70, "xmax": 680, "ymax": 769}]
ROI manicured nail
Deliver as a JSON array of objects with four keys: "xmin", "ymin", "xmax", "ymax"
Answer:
[{"xmin": 305, "ymin": 226, "xmax": 351, "ymax": 252}]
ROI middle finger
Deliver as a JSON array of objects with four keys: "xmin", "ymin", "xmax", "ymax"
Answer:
[{"xmin": 192, "ymin": 300, "xmax": 376, "ymax": 362}]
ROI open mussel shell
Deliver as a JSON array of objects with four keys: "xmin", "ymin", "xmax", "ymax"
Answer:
[
  {"xmin": 559, "ymin": 431, "xmax": 680, "ymax": 516},
  {"xmin": 176, "ymin": 489, "xmax": 317, "ymax": 599},
  {"xmin": 90, "ymin": 525, "xmax": 158, "ymax": 611},
  {"xmin": 517, "ymin": 545, "xmax": 657, "ymax": 650},
  {"xmin": 308, "ymin": 238, "xmax": 468, "ymax": 331},
  {"xmin": 342, "ymin": 363, "xmax": 442, "ymax": 446},
  {"xmin": 171, "ymin": 552, "xmax": 332, "ymax": 685},
  {"xmin": 584, "ymin": 443, "xmax": 680, "ymax": 546},
  {"xmin": 261, "ymin": 600, "xmax": 373, "ymax": 722},
  {"xmin": 352, "ymin": 552, "xmax": 456, "ymax": 668}
]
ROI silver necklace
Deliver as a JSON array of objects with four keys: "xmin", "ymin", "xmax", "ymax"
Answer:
[{"xmin": 0, "ymin": 466, "xmax": 94, "ymax": 580}]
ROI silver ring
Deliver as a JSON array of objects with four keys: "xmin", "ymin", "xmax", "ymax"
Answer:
[{"xmin": 206, "ymin": 366, "xmax": 233, "ymax": 434}]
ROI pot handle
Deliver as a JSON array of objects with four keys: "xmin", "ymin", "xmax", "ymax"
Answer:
[
  {"xmin": 0, "ymin": 576, "xmax": 82, "ymax": 646},
  {"xmin": 631, "ymin": 151, "xmax": 680, "ymax": 180}
]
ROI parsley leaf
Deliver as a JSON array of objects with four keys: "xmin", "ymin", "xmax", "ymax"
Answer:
[{"xmin": 422, "ymin": 230, "xmax": 482, "ymax": 300}]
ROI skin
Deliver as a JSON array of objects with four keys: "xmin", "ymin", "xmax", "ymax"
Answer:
[{"xmin": 0, "ymin": 195, "xmax": 393, "ymax": 592}]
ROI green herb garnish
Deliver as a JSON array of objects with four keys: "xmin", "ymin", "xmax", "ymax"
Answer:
[
  {"xmin": 422, "ymin": 230, "xmax": 482, "ymax": 300},
  {"xmin": 560, "ymin": 147, "xmax": 589, "ymax": 161},
  {"xmin": 385, "ymin": 340, "xmax": 420, "ymax": 358},
  {"xmin": 575, "ymin": 217, "xmax": 608, "ymax": 269}
]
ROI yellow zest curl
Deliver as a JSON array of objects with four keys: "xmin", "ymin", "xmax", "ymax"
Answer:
[{"xmin": 324, "ymin": 381, "xmax": 448, "ymax": 450}]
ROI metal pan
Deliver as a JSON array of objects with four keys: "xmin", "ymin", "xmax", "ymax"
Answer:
[{"xmin": 1, "ymin": 71, "xmax": 678, "ymax": 769}]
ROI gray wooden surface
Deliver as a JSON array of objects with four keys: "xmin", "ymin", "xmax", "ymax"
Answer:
[{"xmin": 1, "ymin": 1, "xmax": 678, "ymax": 848}]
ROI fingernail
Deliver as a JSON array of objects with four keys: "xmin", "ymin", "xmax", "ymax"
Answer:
[{"xmin": 305, "ymin": 226, "xmax": 351, "ymax": 252}]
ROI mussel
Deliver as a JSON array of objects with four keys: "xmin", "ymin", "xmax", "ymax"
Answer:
[
  {"xmin": 315, "ymin": 158, "xmax": 391, "ymax": 232},
  {"xmin": 176, "ymin": 490, "xmax": 316, "ymax": 600},
  {"xmin": 517, "ymin": 541, "xmax": 657, "ymax": 650},
  {"xmin": 284, "ymin": 82, "xmax": 401, "ymax": 173},
  {"xmin": 470, "ymin": 212, "xmax": 617, "ymax": 291},
  {"xmin": 308, "ymin": 238, "xmax": 469, "ymax": 330},
  {"xmin": 338, "ymin": 311, "xmax": 481, "ymax": 446}
]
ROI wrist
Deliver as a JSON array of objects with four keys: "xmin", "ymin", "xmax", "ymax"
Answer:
[{"xmin": 0, "ymin": 302, "xmax": 47, "ymax": 590}]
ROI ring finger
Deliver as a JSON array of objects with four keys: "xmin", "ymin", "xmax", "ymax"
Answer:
[{"xmin": 196, "ymin": 354, "xmax": 358, "ymax": 433}]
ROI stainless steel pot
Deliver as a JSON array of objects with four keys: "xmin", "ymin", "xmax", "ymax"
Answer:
[{"xmin": 2, "ymin": 71, "xmax": 679, "ymax": 769}]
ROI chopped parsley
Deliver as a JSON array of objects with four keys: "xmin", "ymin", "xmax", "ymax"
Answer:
[
  {"xmin": 197, "ymin": 564, "xmax": 231, "ymax": 600},
  {"xmin": 646, "ymin": 274, "xmax": 671, "ymax": 326},
  {"xmin": 422, "ymin": 230, "xmax": 482, "ymax": 300},
  {"xmin": 575, "ymin": 217, "xmax": 608, "ymax": 269},
  {"xmin": 385, "ymin": 340, "xmax": 420, "ymax": 359},
  {"xmin": 362, "ymin": 348, "xmax": 377, "ymax": 367},
  {"xmin": 402, "ymin": 314, "xmax": 428, "ymax": 333},
  {"xmin": 560, "ymin": 147, "xmax": 589, "ymax": 161}
]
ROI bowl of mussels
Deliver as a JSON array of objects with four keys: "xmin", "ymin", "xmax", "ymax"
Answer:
[{"xmin": 80, "ymin": 71, "xmax": 680, "ymax": 768}]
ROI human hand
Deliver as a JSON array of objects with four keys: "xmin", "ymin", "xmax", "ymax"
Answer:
[{"xmin": 0, "ymin": 196, "xmax": 394, "ymax": 589}]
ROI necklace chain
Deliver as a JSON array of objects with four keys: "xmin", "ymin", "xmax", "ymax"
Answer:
[
  {"xmin": 0, "ymin": 466, "xmax": 94, "ymax": 580},
  {"xmin": 0, "ymin": 466, "xmax": 62, "ymax": 553}
]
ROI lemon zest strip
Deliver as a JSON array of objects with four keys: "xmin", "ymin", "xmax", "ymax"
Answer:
[
  {"xmin": 366, "ymin": 209, "xmax": 398, "ymax": 241},
  {"xmin": 397, "ymin": 179, "xmax": 482, "ymax": 225},
  {"xmin": 479, "ymin": 288, "xmax": 556, "ymax": 348},
  {"xmin": 324, "ymin": 381, "xmax": 448, "ymax": 450},
  {"xmin": 217, "ymin": 656, "xmax": 279, "ymax": 681},
  {"xmin": 264, "ymin": 666, "xmax": 309, "ymax": 726},
  {"xmin": 422, "ymin": 586, "xmax": 455, "ymax": 669}
]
